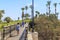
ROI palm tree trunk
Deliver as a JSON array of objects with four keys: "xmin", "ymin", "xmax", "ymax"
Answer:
[
  {"xmin": 55, "ymin": 7, "xmax": 56, "ymax": 15},
  {"xmin": 26, "ymin": 10, "xmax": 27, "ymax": 20},
  {"xmin": 22, "ymin": 11, "xmax": 24, "ymax": 22},
  {"xmin": 49, "ymin": 5, "xmax": 50, "ymax": 15},
  {"xmin": 22, "ymin": 17, "xmax": 23, "ymax": 22}
]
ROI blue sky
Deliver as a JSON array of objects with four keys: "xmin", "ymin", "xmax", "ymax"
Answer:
[{"xmin": 0, "ymin": 0, "xmax": 60, "ymax": 20}]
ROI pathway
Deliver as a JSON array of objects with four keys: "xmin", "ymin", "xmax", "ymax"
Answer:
[{"xmin": 7, "ymin": 27, "xmax": 25, "ymax": 40}]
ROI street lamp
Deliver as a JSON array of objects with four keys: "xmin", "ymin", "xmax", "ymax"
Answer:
[
  {"xmin": 32, "ymin": 0, "xmax": 34, "ymax": 23},
  {"xmin": 32, "ymin": 0, "xmax": 34, "ymax": 32}
]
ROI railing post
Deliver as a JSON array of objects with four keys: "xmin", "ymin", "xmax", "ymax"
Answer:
[
  {"xmin": 25, "ymin": 27, "xmax": 28, "ymax": 40},
  {"xmin": 9, "ymin": 26, "xmax": 12, "ymax": 37},
  {"xmin": 2, "ymin": 27, "xmax": 5, "ymax": 40}
]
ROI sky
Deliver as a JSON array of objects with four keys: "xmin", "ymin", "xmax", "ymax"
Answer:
[{"xmin": 0, "ymin": 0, "xmax": 60, "ymax": 20}]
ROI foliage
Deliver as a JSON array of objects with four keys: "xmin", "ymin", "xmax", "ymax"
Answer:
[
  {"xmin": 47, "ymin": 1, "xmax": 51, "ymax": 6},
  {"xmin": 24, "ymin": 13, "xmax": 30, "ymax": 20},
  {"xmin": 30, "ymin": 5, "xmax": 32, "ymax": 9},
  {"xmin": 46, "ymin": 1, "xmax": 51, "ymax": 15},
  {"xmin": 34, "ymin": 13, "xmax": 60, "ymax": 40},
  {"xmin": 0, "ymin": 20, "xmax": 2, "ymax": 23},
  {"xmin": 21, "ymin": 8, "xmax": 24, "ymax": 12},
  {"xmin": 4, "ymin": 17, "xmax": 12, "ymax": 23},
  {"xmin": 18, "ymin": 17, "xmax": 20, "ymax": 20},
  {"xmin": 25, "ymin": 6, "xmax": 28, "ymax": 11},
  {"xmin": 35, "ymin": 11, "xmax": 40, "ymax": 18},
  {"xmin": 21, "ymin": 7, "xmax": 25, "ymax": 22},
  {"xmin": 0, "ymin": 10, "xmax": 4, "ymax": 20}
]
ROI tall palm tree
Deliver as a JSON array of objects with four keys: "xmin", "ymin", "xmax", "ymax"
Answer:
[
  {"xmin": 21, "ymin": 8, "xmax": 24, "ymax": 22},
  {"xmin": 47, "ymin": 1, "xmax": 51, "ymax": 15},
  {"xmin": 30, "ymin": 5, "xmax": 32, "ymax": 10},
  {"xmin": 0, "ymin": 10, "xmax": 4, "ymax": 21},
  {"xmin": 18, "ymin": 17, "xmax": 20, "ymax": 20},
  {"xmin": 54, "ymin": 3, "xmax": 57, "ymax": 15},
  {"xmin": 25, "ymin": 6, "xmax": 28, "ymax": 14},
  {"xmin": 35, "ymin": 11, "xmax": 40, "ymax": 18},
  {"xmin": 46, "ymin": 4, "xmax": 49, "ymax": 16}
]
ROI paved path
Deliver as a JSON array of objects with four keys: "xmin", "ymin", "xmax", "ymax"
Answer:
[{"xmin": 7, "ymin": 27, "xmax": 25, "ymax": 40}]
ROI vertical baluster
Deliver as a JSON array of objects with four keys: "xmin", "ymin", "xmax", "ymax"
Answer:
[
  {"xmin": 9, "ymin": 26, "xmax": 12, "ymax": 37},
  {"xmin": 2, "ymin": 27, "xmax": 5, "ymax": 40}
]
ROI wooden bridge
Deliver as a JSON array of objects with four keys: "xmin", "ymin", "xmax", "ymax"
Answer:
[{"xmin": 0, "ymin": 23, "xmax": 38, "ymax": 40}]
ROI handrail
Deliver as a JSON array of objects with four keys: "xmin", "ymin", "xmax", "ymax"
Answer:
[
  {"xmin": 1, "ymin": 24, "xmax": 16, "ymax": 40},
  {"xmin": 19, "ymin": 27, "xmax": 27, "ymax": 40}
]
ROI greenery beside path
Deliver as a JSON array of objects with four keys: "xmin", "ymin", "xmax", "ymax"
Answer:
[
  {"xmin": 0, "ymin": 20, "xmax": 30, "ymax": 29},
  {"xmin": 34, "ymin": 13, "xmax": 60, "ymax": 40}
]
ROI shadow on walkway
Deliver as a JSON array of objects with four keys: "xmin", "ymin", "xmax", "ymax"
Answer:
[{"xmin": 10, "ymin": 35, "xmax": 18, "ymax": 37}]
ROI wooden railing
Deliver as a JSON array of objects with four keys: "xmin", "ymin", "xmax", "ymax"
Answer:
[
  {"xmin": 1, "ymin": 24, "xmax": 16, "ymax": 40},
  {"xmin": 19, "ymin": 27, "xmax": 28, "ymax": 40}
]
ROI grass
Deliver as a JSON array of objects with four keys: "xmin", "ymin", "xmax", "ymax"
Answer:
[
  {"xmin": 0, "ymin": 21, "xmax": 20, "ymax": 29},
  {"xmin": 0, "ymin": 20, "xmax": 30, "ymax": 29}
]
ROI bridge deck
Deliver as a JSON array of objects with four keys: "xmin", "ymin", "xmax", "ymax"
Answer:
[{"xmin": 7, "ymin": 27, "xmax": 25, "ymax": 40}]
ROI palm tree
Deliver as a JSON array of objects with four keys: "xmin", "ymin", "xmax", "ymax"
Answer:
[
  {"xmin": 21, "ymin": 8, "xmax": 24, "ymax": 22},
  {"xmin": 56, "ymin": 12, "xmax": 59, "ymax": 18},
  {"xmin": 47, "ymin": 1, "xmax": 51, "ymax": 15},
  {"xmin": 18, "ymin": 17, "xmax": 20, "ymax": 20},
  {"xmin": 0, "ymin": 10, "xmax": 4, "ymax": 21},
  {"xmin": 30, "ymin": 5, "xmax": 32, "ymax": 9},
  {"xmin": 25, "ymin": 6, "xmax": 28, "ymax": 14},
  {"xmin": 46, "ymin": 4, "xmax": 49, "ymax": 16},
  {"xmin": 54, "ymin": 3, "xmax": 57, "ymax": 15},
  {"xmin": 35, "ymin": 14, "xmax": 37, "ymax": 18},
  {"xmin": 35, "ymin": 11, "xmax": 40, "ymax": 18}
]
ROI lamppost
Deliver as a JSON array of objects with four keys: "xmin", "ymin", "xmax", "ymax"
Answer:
[
  {"xmin": 32, "ymin": 0, "xmax": 34, "ymax": 32},
  {"xmin": 32, "ymin": 0, "xmax": 34, "ymax": 23}
]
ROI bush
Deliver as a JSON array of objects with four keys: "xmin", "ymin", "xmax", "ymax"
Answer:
[
  {"xmin": 34, "ymin": 14, "xmax": 59, "ymax": 40},
  {"xmin": 0, "ymin": 20, "xmax": 2, "ymax": 23}
]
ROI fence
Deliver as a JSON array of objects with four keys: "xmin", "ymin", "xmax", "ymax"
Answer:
[
  {"xmin": 19, "ymin": 27, "xmax": 28, "ymax": 40},
  {"xmin": 0, "ymin": 24, "xmax": 16, "ymax": 40},
  {"xmin": 0, "ymin": 24, "xmax": 28, "ymax": 40}
]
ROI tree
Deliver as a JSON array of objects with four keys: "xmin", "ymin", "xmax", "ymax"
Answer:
[
  {"xmin": 54, "ymin": 3, "xmax": 59, "ymax": 19},
  {"xmin": 25, "ymin": 6, "xmax": 28, "ymax": 14},
  {"xmin": 35, "ymin": 14, "xmax": 37, "ymax": 18},
  {"xmin": 21, "ymin": 8, "xmax": 24, "ymax": 22},
  {"xmin": 46, "ymin": 4, "xmax": 49, "ymax": 16},
  {"xmin": 35, "ymin": 11, "xmax": 40, "ymax": 18},
  {"xmin": 47, "ymin": 1, "xmax": 51, "ymax": 15},
  {"xmin": 4, "ymin": 17, "xmax": 12, "ymax": 23},
  {"xmin": 54, "ymin": 3, "xmax": 57, "ymax": 15},
  {"xmin": 30, "ymin": 5, "xmax": 32, "ymax": 9},
  {"xmin": 0, "ymin": 10, "xmax": 4, "ymax": 21},
  {"xmin": 18, "ymin": 17, "xmax": 20, "ymax": 20},
  {"xmin": 56, "ymin": 12, "xmax": 59, "ymax": 18},
  {"xmin": 24, "ymin": 13, "xmax": 30, "ymax": 20},
  {"xmin": 46, "ymin": 12, "xmax": 49, "ymax": 16}
]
